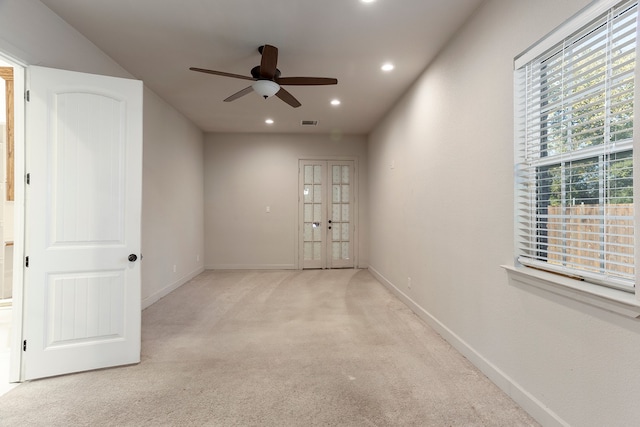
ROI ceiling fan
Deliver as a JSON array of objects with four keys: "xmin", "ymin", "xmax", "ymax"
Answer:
[{"xmin": 189, "ymin": 44, "xmax": 337, "ymax": 108}]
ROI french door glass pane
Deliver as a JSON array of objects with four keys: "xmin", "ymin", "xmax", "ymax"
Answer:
[
  {"xmin": 332, "ymin": 185, "xmax": 341, "ymax": 203},
  {"xmin": 342, "ymin": 166, "xmax": 349, "ymax": 184},
  {"xmin": 314, "ymin": 165, "xmax": 322, "ymax": 184},
  {"xmin": 304, "ymin": 242, "xmax": 313, "ymax": 260},
  {"xmin": 332, "ymin": 242, "xmax": 341, "ymax": 260},
  {"xmin": 342, "ymin": 205, "xmax": 349, "ymax": 222},
  {"xmin": 341, "ymin": 185, "xmax": 350, "ymax": 203},
  {"xmin": 303, "ymin": 185, "xmax": 312, "ymax": 203},
  {"xmin": 304, "ymin": 167, "xmax": 313, "ymax": 184}
]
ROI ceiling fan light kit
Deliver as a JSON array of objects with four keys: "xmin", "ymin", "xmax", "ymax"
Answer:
[
  {"xmin": 190, "ymin": 44, "xmax": 337, "ymax": 108},
  {"xmin": 253, "ymin": 80, "xmax": 280, "ymax": 99}
]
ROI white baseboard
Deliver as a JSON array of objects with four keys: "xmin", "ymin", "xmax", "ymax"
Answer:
[
  {"xmin": 367, "ymin": 265, "xmax": 568, "ymax": 427},
  {"xmin": 142, "ymin": 266, "xmax": 205, "ymax": 310},
  {"xmin": 205, "ymin": 264, "xmax": 296, "ymax": 270}
]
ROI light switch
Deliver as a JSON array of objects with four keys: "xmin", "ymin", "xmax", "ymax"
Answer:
[{"xmin": 266, "ymin": 206, "xmax": 271, "ymax": 213}]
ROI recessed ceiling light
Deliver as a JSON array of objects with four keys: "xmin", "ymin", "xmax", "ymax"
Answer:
[
  {"xmin": 381, "ymin": 63, "xmax": 395, "ymax": 72},
  {"xmin": 361, "ymin": 0, "xmax": 376, "ymax": 3},
  {"xmin": 265, "ymin": 118, "xmax": 274, "ymax": 124},
  {"xmin": 331, "ymin": 99, "xmax": 341, "ymax": 106}
]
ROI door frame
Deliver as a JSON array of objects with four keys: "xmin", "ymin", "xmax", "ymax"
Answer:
[
  {"xmin": 297, "ymin": 156, "xmax": 359, "ymax": 270},
  {"xmin": 0, "ymin": 51, "xmax": 26, "ymax": 383}
]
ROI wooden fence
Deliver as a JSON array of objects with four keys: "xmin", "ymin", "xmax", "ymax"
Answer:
[{"xmin": 546, "ymin": 204, "xmax": 634, "ymax": 277}]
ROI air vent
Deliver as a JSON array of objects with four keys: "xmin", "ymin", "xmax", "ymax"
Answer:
[{"xmin": 301, "ymin": 120, "xmax": 318, "ymax": 126}]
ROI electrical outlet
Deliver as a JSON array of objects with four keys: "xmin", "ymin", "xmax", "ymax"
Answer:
[
  {"xmin": 407, "ymin": 277, "xmax": 412, "ymax": 289},
  {"xmin": 266, "ymin": 206, "xmax": 270, "ymax": 213},
  {"xmin": 196, "ymin": 254, "xmax": 200, "ymax": 262},
  {"xmin": 173, "ymin": 265, "xmax": 177, "ymax": 273}
]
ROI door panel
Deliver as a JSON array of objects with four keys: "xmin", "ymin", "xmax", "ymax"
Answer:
[
  {"xmin": 24, "ymin": 66, "xmax": 142, "ymax": 380},
  {"xmin": 299, "ymin": 160, "xmax": 355, "ymax": 269},
  {"xmin": 301, "ymin": 162, "xmax": 325, "ymax": 269},
  {"xmin": 52, "ymin": 91, "xmax": 126, "ymax": 245},
  {"xmin": 328, "ymin": 162, "xmax": 354, "ymax": 268}
]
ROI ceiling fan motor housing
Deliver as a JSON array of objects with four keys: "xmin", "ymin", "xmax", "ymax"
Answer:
[{"xmin": 251, "ymin": 66, "xmax": 281, "ymax": 80}]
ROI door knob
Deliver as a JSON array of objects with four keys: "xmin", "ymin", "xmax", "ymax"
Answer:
[{"xmin": 128, "ymin": 254, "xmax": 138, "ymax": 262}]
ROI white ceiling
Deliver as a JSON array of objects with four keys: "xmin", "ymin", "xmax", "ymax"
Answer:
[{"xmin": 39, "ymin": 0, "xmax": 483, "ymax": 135}]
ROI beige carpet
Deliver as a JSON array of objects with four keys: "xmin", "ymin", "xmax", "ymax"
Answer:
[{"xmin": 0, "ymin": 269, "xmax": 538, "ymax": 426}]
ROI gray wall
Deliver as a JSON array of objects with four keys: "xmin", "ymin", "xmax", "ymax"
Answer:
[
  {"xmin": 0, "ymin": 0, "xmax": 205, "ymax": 309},
  {"xmin": 204, "ymin": 133, "xmax": 368, "ymax": 269},
  {"xmin": 367, "ymin": 0, "xmax": 640, "ymax": 425},
  {"xmin": 141, "ymin": 89, "xmax": 204, "ymax": 307}
]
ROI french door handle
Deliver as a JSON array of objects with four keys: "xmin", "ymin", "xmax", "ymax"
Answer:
[{"xmin": 128, "ymin": 254, "xmax": 138, "ymax": 262}]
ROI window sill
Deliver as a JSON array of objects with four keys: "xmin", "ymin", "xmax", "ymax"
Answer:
[{"xmin": 501, "ymin": 265, "xmax": 640, "ymax": 319}]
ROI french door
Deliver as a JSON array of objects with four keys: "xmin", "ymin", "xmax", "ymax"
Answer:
[{"xmin": 299, "ymin": 160, "xmax": 356, "ymax": 269}]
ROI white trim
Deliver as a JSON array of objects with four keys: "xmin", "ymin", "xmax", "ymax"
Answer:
[
  {"xmin": 205, "ymin": 264, "xmax": 296, "ymax": 270},
  {"xmin": 368, "ymin": 266, "xmax": 569, "ymax": 427},
  {"xmin": 10, "ymin": 62, "xmax": 24, "ymax": 384},
  {"xmin": 515, "ymin": 0, "xmax": 623, "ymax": 69},
  {"xmin": 141, "ymin": 266, "xmax": 204, "ymax": 310},
  {"xmin": 502, "ymin": 265, "xmax": 640, "ymax": 318},
  {"xmin": 0, "ymin": 50, "xmax": 28, "ymax": 69},
  {"xmin": 0, "ymin": 54, "xmax": 26, "ymax": 383}
]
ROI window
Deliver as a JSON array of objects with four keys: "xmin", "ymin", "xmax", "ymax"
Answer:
[{"xmin": 515, "ymin": 0, "xmax": 638, "ymax": 292}]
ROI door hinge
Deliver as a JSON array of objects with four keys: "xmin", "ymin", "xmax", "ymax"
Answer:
[
  {"xmin": 26, "ymin": 173, "xmax": 30, "ymax": 185},
  {"xmin": 25, "ymin": 90, "xmax": 30, "ymax": 102},
  {"xmin": 23, "ymin": 340, "xmax": 27, "ymax": 351},
  {"xmin": 25, "ymin": 256, "xmax": 29, "ymax": 268}
]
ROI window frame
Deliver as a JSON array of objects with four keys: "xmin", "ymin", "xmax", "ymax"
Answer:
[{"xmin": 510, "ymin": 0, "xmax": 640, "ymax": 311}]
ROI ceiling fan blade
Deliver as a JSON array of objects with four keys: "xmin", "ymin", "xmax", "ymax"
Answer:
[
  {"xmin": 189, "ymin": 67, "xmax": 255, "ymax": 81},
  {"xmin": 275, "ymin": 88, "xmax": 302, "ymax": 108},
  {"xmin": 259, "ymin": 44, "xmax": 278, "ymax": 79},
  {"xmin": 276, "ymin": 77, "xmax": 338, "ymax": 86},
  {"xmin": 224, "ymin": 86, "xmax": 254, "ymax": 102}
]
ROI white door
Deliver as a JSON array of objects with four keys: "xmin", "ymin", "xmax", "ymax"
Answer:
[
  {"xmin": 23, "ymin": 66, "xmax": 143, "ymax": 380},
  {"xmin": 299, "ymin": 160, "xmax": 355, "ymax": 269}
]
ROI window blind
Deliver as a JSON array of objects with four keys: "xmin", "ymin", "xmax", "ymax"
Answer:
[{"xmin": 515, "ymin": 0, "xmax": 638, "ymax": 291}]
